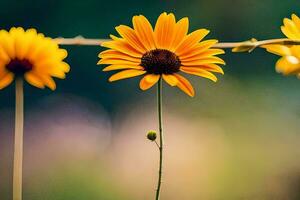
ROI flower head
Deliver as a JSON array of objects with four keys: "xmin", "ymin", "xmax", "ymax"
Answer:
[
  {"xmin": 264, "ymin": 14, "xmax": 300, "ymax": 77},
  {"xmin": 98, "ymin": 12, "xmax": 225, "ymax": 97},
  {"xmin": 0, "ymin": 27, "xmax": 70, "ymax": 90}
]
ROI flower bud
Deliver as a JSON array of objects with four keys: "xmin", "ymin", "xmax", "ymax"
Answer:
[{"xmin": 147, "ymin": 130, "xmax": 157, "ymax": 141}]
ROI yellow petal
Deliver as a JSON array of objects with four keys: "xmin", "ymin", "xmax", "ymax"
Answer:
[
  {"xmin": 173, "ymin": 73, "xmax": 195, "ymax": 97},
  {"xmin": 281, "ymin": 26, "xmax": 300, "ymax": 40},
  {"xmin": 170, "ymin": 17, "xmax": 189, "ymax": 51},
  {"xmin": 139, "ymin": 74, "xmax": 160, "ymax": 90},
  {"xmin": 179, "ymin": 39, "xmax": 218, "ymax": 59},
  {"xmin": 98, "ymin": 58, "xmax": 140, "ymax": 65},
  {"xmin": 263, "ymin": 44, "xmax": 291, "ymax": 56},
  {"xmin": 0, "ymin": 30, "xmax": 15, "ymax": 58},
  {"xmin": 109, "ymin": 69, "xmax": 146, "ymax": 82},
  {"xmin": 162, "ymin": 74, "xmax": 178, "ymax": 86},
  {"xmin": 115, "ymin": 25, "xmax": 146, "ymax": 53},
  {"xmin": 180, "ymin": 67, "xmax": 218, "ymax": 82},
  {"xmin": 24, "ymin": 72, "xmax": 45, "ymax": 89},
  {"xmin": 0, "ymin": 72, "xmax": 14, "ymax": 89},
  {"xmin": 39, "ymin": 74, "xmax": 56, "ymax": 90},
  {"xmin": 275, "ymin": 56, "xmax": 300, "ymax": 75},
  {"xmin": 175, "ymin": 29, "xmax": 210, "ymax": 56},
  {"xmin": 160, "ymin": 13, "xmax": 176, "ymax": 49},
  {"xmin": 154, "ymin": 12, "xmax": 168, "ymax": 49},
  {"xmin": 101, "ymin": 38, "xmax": 143, "ymax": 58},
  {"xmin": 292, "ymin": 14, "xmax": 300, "ymax": 30},
  {"xmin": 132, "ymin": 15, "xmax": 156, "ymax": 50},
  {"xmin": 103, "ymin": 65, "xmax": 143, "ymax": 71},
  {"xmin": 282, "ymin": 18, "xmax": 300, "ymax": 39},
  {"xmin": 186, "ymin": 64, "xmax": 224, "ymax": 74},
  {"xmin": 180, "ymin": 48, "xmax": 225, "ymax": 62},
  {"xmin": 99, "ymin": 49, "xmax": 141, "ymax": 62},
  {"xmin": 182, "ymin": 56, "xmax": 225, "ymax": 66}
]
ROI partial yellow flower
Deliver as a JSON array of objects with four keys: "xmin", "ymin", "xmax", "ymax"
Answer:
[
  {"xmin": 265, "ymin": 45, "xmax": 300, "ymax": 76},
  {"xmin": 264, "ymin": 14, "xmax": 300, "ymax": 77},
  {"xmin": 0, "ymin": 27, "xmax": 70, "ymax": 90},
  {"xmin": 98, "ymin": 12, "xmax": 225, "ymax": 97},
  {"xmin": 281, "ymin": 14, "xmax": 300, "ymax": 40}
]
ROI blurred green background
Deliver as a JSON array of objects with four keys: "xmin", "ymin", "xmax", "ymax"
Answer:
[{"xmin": 1, "ymin": 0, "xmax": 300, "ymax": 199}]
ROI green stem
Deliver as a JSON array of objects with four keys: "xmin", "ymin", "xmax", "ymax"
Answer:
[
  {"xmin": 13, "ymin": 77, "xmax": 24, "ymax": 200},
  {"xmin": 155, "ymin": 78, "xmax": 163, "ymax": 200}
]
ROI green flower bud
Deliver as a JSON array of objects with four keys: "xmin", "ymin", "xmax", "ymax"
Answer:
[{"xmin": 147, "ymin": 130, "xmax": 157, "ymax": 141}]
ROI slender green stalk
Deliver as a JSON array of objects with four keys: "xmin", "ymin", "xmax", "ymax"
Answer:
[
  {"xmin": 13, "ymin": 78, "xmax": 24, "ymax": 200},
  {"xmin": 155, "ymin": 78, "xmax": 163, "ymax": 200}
]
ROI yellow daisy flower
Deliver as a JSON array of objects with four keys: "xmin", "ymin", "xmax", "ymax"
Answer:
[
  {"xmin": 264, "ymin": 14, "xmax": 300, "ymax": 76},
  {"xmin": 0, "ymin": 27, "xmax": 70, "ymax": 90},
  {"xmin": 98, "ymin": 12, "xmax": 225, "ymax": 97}
]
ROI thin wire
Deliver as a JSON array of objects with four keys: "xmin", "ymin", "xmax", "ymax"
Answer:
[{"xmin": 54, "ymin": 36, "xmax": 300, "ymax": 49}]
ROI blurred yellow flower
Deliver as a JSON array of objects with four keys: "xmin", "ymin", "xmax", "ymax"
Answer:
[
  {"xmin": 281, "ymin": 14, "xmax": 300, "ymax": 40},
  {"xmin": 98, "ymin": 12, "xmax": 225, "ymax": 97},
  {"xmin": 0, "ymin": 27, "xmax": 70, "ymax": 90},
  {"xmin": 264, "ymin": 14, "xmax": 300, "ymax": 76}
]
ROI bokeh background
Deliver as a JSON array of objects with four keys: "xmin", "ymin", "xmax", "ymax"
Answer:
[{"xmin": 1, "ymin": 0, "xmax": 300, "ymax": 199}]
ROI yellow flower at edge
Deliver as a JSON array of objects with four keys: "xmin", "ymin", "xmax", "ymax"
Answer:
[
  {"xmin": 264, "ymin": 14, "xmax": 300, "ymax": 77},
  {"xmin": 0, "ymin": 27, "xmax": 70, "ymax": 90},
  {"xmin": 98, "ymin": 12, "xmax": 225, "ymax": 97}
]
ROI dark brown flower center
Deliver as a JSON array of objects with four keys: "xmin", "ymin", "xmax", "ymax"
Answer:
[
  {"xmin": 140, "ymin": 49, "xmax": 181, "ymax": 74},
  {"xmin": 6, "ymin": 59, "xmax": 33, "ymax": 75}
]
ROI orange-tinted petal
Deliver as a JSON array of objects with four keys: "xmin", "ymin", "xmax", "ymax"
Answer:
[
  {"xmin": 101, "ymin": 36, "xmax": 143, "ymax": 58},
  {"xmin": 99, "ymin": 49, "xmax": 141, "ymax": 62},
  {"xmin": 139, "ymin": 74, "xmax": 160, "ymax": 90},
  {"xmin": 180, "ymin": 67, "xmax": 218, "ymax": 82},
  {"xmin": 154, "ymin": 12, "xmax": 168, "ymax": 49},
  {"xmin": 175, "ymin": 29, "xmax": 210, "ymax": 56},
  {"xmin": 188, "ymin": 64, "xmax": 224, "ymax": 74},
  {"xmin": 98, "ymin": 58, "xmax": 140, "ymax": 65},
  {"xmin": 103, "ymin": 65, "xmax": 143, "ymax": 71},
  {"xmin": 0, "ymin": 72, "xmax": 14, "ymax": 89},
  {"xmin": 162, "ymin": 74, "xmax": 178, "ymax": 86},
  {"xmin": 132, "ymin": 15, "xmax": 156, "ymax": 50},
  {"xmin": 182, "ymin": 56, "xmax": 225, "ymax": 66},
  {"xmin": 179, "ymin": 39, "xmax": 218, "ymax": 59},
  {"xmin": 109, "ymin": 69, "xmax": 146, "ymax": 82},
  {"xmin": 180, "ymin": 49, "xmax": 225, "ymax": 62},
  {"xmin": 115, "ymin": 25, "xmax": 147, "ymax": 53},
  {"xmin": 173, "ymin": 73, "xmax": 195, "ymax": 97},
  {"xmin": 24, "ymin": 72, "xmax": 45, "ymax": 89},
  {"xmin": 263, "ymin": 44, "xmax": 291, "ymax": 56},
  {"xmin": 170, "ymin": 17, "xmax": 189, "ymax": 51}
]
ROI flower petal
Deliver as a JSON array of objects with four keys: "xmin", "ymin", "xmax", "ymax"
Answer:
[
  {"xmin": 175, "ymin": 29, "xmax": 210, "ymax": 56},
  {"xmin": 162, "ymin": 74, "xmax": 178, "ymax": 86},
  {"xmin": 170, "ymin": 17, "xmax": 189, "ymax": 51},
  {"xmin": 263, "ymin": 44, "xmax": 291, "ymax": 56},
  {"xmin": 99, "ymin": 49, "xmax": 141, "ymax": 62},
  {"xmin": 101, "ymin": 35, "xmax": 143, "ymax": 58},
  {"xmin": 182, "ymin": 56, "xmax": 225, "ymax": 66},
  {"xmin": 0, "ymin": 72, "xmax": 14, "ymax": 89},
  {"xmin": 103, "ymin": 65, "xmax": 143, "ymax": 71},
  {"xmin": 180, "ymin": 67, "xmax": 218, "ymax": 82},
  {"xmin": 154, "ymin": 12, "xmax": 168, "ymax": 49},
  {"xmin": 180, "ymin": 48, "xmax": 225, "ymax": 62},
  {"xmin": 115, "ymin": 25, "xmax": 147, "ymax": 53},
  {"xmin": 139, "ymin": 74, "xmax": 160, "ymax": 90},
  {"xmin": 292, "ymin": 14, "xmax": 300, "ymax": 30},
  {"xmin": 132, "ymin": 15, "xmax": 156, "ymax": 50},
  {"xmin": 109, "ymin": 69, "xmax": 146, "ymax": 82},
  {"xmin": 24, "ymin": 72, "xmax": 45, "ymax": 89},
  {"xmin": 173, "ymin": 73, "xmax": 195, "ymax": 97}
]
